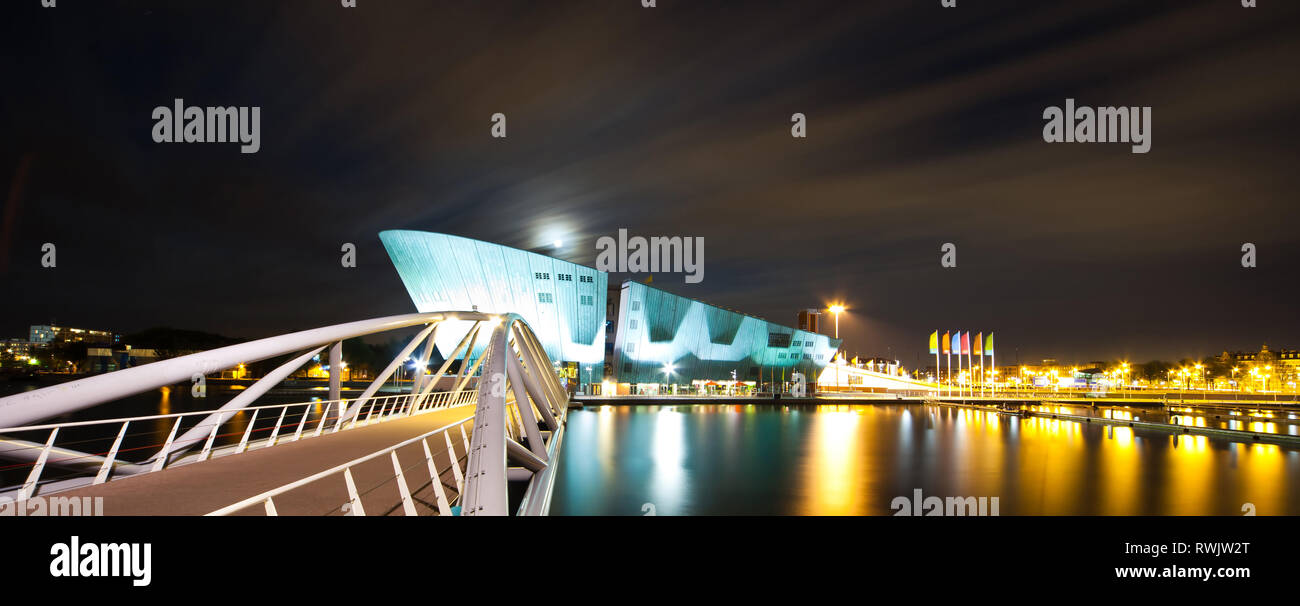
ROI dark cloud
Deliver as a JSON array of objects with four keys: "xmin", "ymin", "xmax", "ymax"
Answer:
[{"xmin": 1, "ymin": 0, "xmax": 1297, "ymax": 364}]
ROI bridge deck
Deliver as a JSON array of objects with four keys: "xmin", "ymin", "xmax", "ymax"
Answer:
[{"xmin": 56, "ymin": 407, "xmax": 473, "ymax": 516}]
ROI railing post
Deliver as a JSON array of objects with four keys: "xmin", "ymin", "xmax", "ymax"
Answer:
[
  {"xmin": 198, "ymin": 420, "xmax": 220, "ymax": 462},
  {"xmin": 292, "ymin": 404, "xmax": 311, "ymax": 442},
  {"xmin": 391, "ymin": 451, "xmax": 417, "ymax": 516},
  {"xmin": 335, "ymin": 400, "xmax": 350, "ymax": 432},
  {"xmin": 444, "ymin": 430, "xmax": 464, "ymax": 495},
  {"xmin": 264, "ymin": 498, "xmax": 278, "ymax": 516},
  {"xmin": 422, "ymin": 438, "xmax": 452, "ymax": 516},
  {"xmin": 151, "ymin": 418, "xmax": 182, "ymax": 472},
  {"xmin": 237, "ymin": 409, "xmax": 259, "ymax": 454},
  {"xmin": 314, "ymin": 402, "xmax": 331, "ymax": 437},
  {"xmin": 343, "ymin": 467, "xmax": 365, "ymax": 516},
  {"xmin": 265, "ymin": 406, "xmax": 287, "ymax": 448},
  {"xmin": 94, "ymin": 421, "xmax": 130, "ymax": 485},
  {"xmin": 18, "ymin": 428, "xmax": 59, "ymax": 501}
]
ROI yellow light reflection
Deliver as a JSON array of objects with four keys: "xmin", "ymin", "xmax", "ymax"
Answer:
[{"xmin": 799, "ymin": 409, "xmax": 863, "ymax": 515}]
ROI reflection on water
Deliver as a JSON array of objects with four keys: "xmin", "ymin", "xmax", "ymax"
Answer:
[
  {"xmin": 551, "ymin": 403, "xmax": 1300, "ymax": 515},
  {"xmin": 1025, "ymin": 403, "xmax": 1300, "ymax": 435}
]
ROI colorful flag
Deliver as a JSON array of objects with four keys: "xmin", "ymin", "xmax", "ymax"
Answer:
[
  {"xmin": 985, "ymin": 333, "xmax": 994, "ymax": 354},
  {"xmin": 974, "ymin": 332, "xmax": 983, "ymax": 356},
  {"xmin": 929, "ymin": 331, "xmax": 939, "ymax": 354},
  {"xmin": 960, "ymin": 331, "xmax": 970, "ymax": 355},
  {"xmin": 948, "ymin": 331, "xmax": 958, "ymax": 354}
]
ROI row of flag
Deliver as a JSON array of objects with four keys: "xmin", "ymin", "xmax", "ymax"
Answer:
[
  {"xmin": 928, "ymin": 330, "xmax": 995, "ymax": 396},
  {"xmin": 928, "ymin": 331, "xmax": 994, "ymax": 356}
]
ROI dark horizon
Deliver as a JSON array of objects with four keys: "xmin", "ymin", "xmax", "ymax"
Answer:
[{"xmin": 3, "ymin": 0, "xmax": 1298, "ymax": 365}]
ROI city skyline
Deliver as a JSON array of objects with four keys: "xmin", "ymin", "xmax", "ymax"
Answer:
[{"xmin": 3, "ymin": 1, "xmax": 1298, "ymax": 364}]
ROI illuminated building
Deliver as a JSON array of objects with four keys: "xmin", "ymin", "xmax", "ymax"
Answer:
[
  {"xmin": 610, "ymin": 281, "xmax": 839, "ymax": 394},
  {"xmin": 29, "ymin": 325, "xmax": 119, "ymax": 345},
  {"xmin": 380, "ymin": 230, "xmax": 841, "ymax": 394}
]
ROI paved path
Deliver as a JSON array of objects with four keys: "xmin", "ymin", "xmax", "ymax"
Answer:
[{"xmin": 59, "ymin": 407, "xmax": 474, "ymax": 516}]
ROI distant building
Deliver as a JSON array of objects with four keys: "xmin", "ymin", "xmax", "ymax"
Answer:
[
  {"xmin": 1220, "ymin": 345, "xmax": 1299, "ymax": 385},
  {"xmin": 3, "ymin": 338, "xmax": 41, "ymax": 357},
  {"xmin": 797, "ymin": 309, "xmax": 822, "ymax": 335},
  {"xmin": 29, "ymin": 325, "xmax": 119, "ymax": 345},
  {"xmin": 85, "ymin": 346, "xmax": 158, "ymax": 374}
]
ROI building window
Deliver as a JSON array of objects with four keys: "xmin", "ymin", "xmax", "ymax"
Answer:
[
  {"xmin": 791, "ymin": 340, "xmax": 801, "ymax": 347},
  {"xmin": 534, "ymin": 272, "xmax": 550, "ymax": 280},
  {"xmin": 538, "ymin": 292, "xmax": 553, "ymax": 303},
  {"xmin": 626, "ymin": 343, "xmax": 636, "ymax": 352},
  {"xmin": 630, "ymin": 301, "xmax": 641, "ymax": 311},
  {"xmin": 629, "ymin": 319, "xmax": 638, "ymax": 330},
  {"xmin": 580, "ymin": 295, "xmax": 593, "ymax": 306},
  {"xmin": 558, "ymin": 273, "xmax": 573, "ymax": 282},
  {"xmin": 579, "ymin": 275, "xmax": 594, "ymax": 283},
  {"xmin": 768, "ymin": 333, "xmax": 791, "ymax": 348}
]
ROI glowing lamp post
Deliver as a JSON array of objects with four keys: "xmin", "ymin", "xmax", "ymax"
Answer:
[{"xmin": 827, "ymin": 304, "xmax": 845, "ymax": 339}]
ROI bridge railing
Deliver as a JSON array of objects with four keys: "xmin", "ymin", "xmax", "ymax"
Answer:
[
  {"xmin": 0, "ymin": 311, "xmax": 521, "ymax": 502},
  {"xmin": 206, "ymin": 415, "xmax": 475, "ymax": 516},
  {"xmin": 0, "ymin": 389, "xmax": 477, "ymax": 499},
  {"xmin": 0, "ymin": 311, "xmax": 571, "ymax": 515}
]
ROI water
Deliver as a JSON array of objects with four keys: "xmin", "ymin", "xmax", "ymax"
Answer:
[
  {"xmin": 551, "ymin": 403, "xmax": 1300, "ymax": 515},
  {"xmin": 1023, "ymin": 403, "xmax": 1300, "ymax": 435}
]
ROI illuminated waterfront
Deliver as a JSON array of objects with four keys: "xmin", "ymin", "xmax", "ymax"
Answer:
[{"xmin": 552, "ymin": 403, "xmax": 1300, "ymax": 515}]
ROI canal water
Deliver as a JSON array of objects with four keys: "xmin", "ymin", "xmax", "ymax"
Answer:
[{"xmin": 551, "ymin": 403, "xmax": 1300, "ymax": 515}]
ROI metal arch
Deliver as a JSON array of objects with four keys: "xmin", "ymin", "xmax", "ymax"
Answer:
[
  {"xmin": 461, "ymin": 316, "xmax": 569, "ymax": 516},
  {"xmin": 0, "ymin": 311, "xmax": 569, "ymax": 511},
  {"xmin": 0, "ymin": 313, "xmax": 496, "ymax": 481},
  {"xmin": 0, "ymin": 312, "xmax": 474, "ymax": 428}
]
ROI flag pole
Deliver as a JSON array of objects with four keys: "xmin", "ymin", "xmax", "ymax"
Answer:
[
  {"xmin": 966, "ymin": 332, "xmax": 973, "ymax": 399},
  {"xmin": 934, "ymin": 330, "xmax": 940, "ymax": 397},
  {"xmin": 990, "ymin": 333, "xmax": 995, "ymax": 398},
  {"xmin": 946, "ymin": 333, "xmax": 952, "ymax": 398}
]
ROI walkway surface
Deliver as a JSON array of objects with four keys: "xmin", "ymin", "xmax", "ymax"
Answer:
[{"xmin": 58, "ymin": 407, "xmax": 474, "ymax": 516}]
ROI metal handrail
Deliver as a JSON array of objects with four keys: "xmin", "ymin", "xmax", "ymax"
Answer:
[
  {"xmin": 3, "ymin": 311, "xmax": 573, "ymax": 515},
  {"xmin": 0, "ymin": 389, "xmax": 478, "ymax": 500},
  {"xmin": 0, "ymin": 392, "xmax": 432, "ymax": 435},
  {"xmin": 206, "ymin": 415, "xmax": 474, "ymax": 516}
]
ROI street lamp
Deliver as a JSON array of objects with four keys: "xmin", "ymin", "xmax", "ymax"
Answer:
[
  {"xmin": 662, "ymin": 363, "xmax": 674, "ymax": 395},
  {"xmin": 827, "ymin": 304, "xmax": 846, "ymax": 339}
]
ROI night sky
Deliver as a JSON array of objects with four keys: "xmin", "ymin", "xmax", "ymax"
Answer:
[{"xmin": 2, "ymin": 0, "xmax": 1298, "ymax": 367}]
